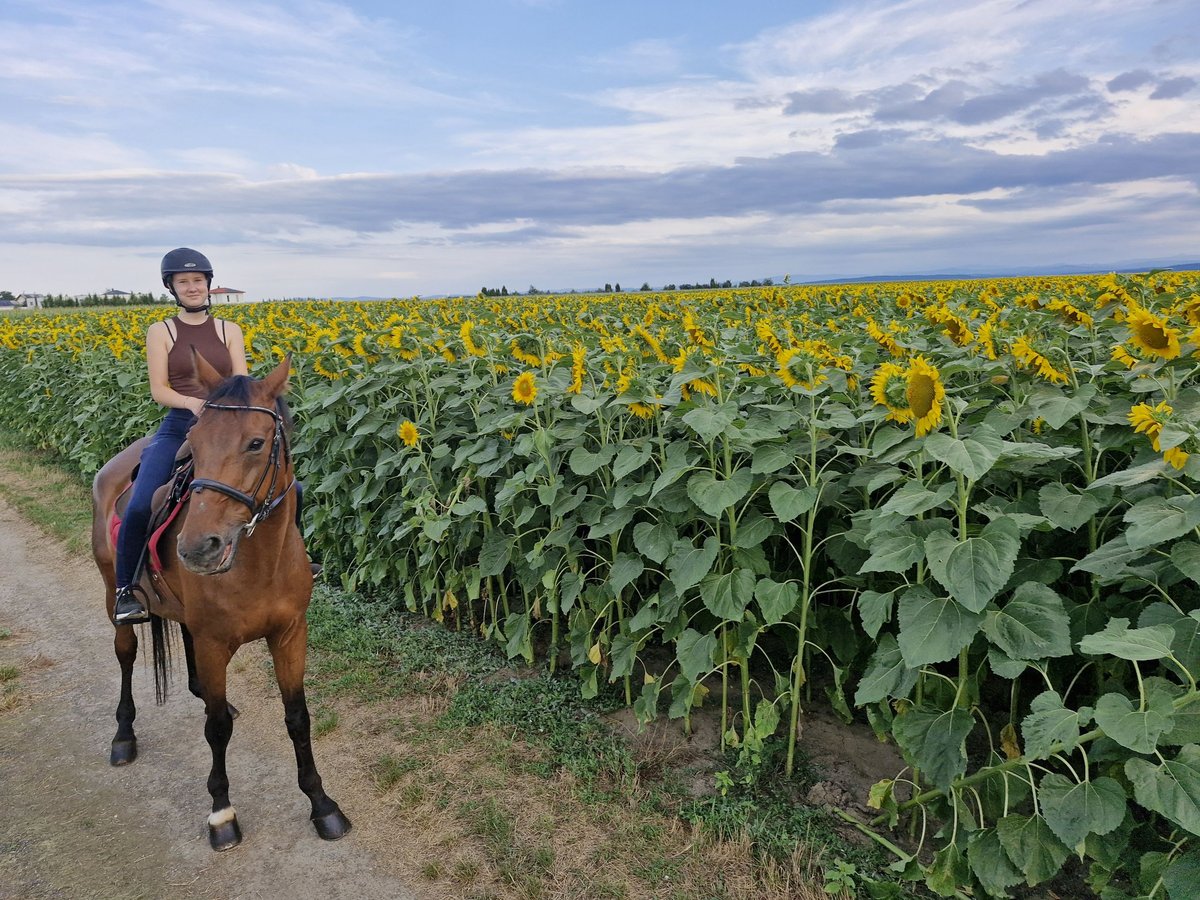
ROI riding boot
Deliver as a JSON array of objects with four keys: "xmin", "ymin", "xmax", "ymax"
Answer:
[{"xmin": 112, "ymin": 584, "xmax": 151, "ymax": 626}]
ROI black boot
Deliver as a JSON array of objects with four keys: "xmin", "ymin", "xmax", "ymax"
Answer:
[{"xmin": 112, "ymin": 585, "xmax": 151, "ymax": 626}]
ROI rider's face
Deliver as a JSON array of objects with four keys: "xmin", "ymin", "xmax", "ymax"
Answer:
[{"xmin": 172, "ymin": 271, "xmax": 209, "ymax": 305}]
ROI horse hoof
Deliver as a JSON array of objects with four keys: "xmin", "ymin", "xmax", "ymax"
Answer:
[
  {"xmin": 208, "ymin": 809, "xmax": 242, "ymax": 851},
  {"xmin": 110, "ymin": 739, "xmax": 138, "ymax": 766},
  {"xmin": 227, "ymin": 701, "xmax": 240, "ymax": 720},
  {"xmin": 312, "ymin": 809, "xmax": 352, "ymax": 841}
]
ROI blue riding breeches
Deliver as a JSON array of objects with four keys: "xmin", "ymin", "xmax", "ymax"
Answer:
[{"xmin": 115, "ymin": 408, "xmax": 195, "ymax": 589}]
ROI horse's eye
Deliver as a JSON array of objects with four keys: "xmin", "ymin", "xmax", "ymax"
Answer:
[{"xmin": 247, "ymin": 438, "xmax": 265, "ymax": 452}]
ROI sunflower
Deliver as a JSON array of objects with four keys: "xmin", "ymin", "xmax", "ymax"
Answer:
[
  {"xmin": 1179, "ymin": 294, "xmax": 1200, "ymax": 326},
  {"xmin": 628, "ymin": 402, "xmax": 657, "ymax": 419},
  {"xmin": 1129, "ymin": 400, "xmax": 1189, "ymax": 469},
  {"xmin": 776, "ymin": 346, "xmax": 827, "ymax": 390},
  {"xmin": 397, "ymin": 420, "xmax": 420, "ymax": 448},
  {"xmin": 1125, "ymin": 306, "xmax": 1181, "ymax": 360},
  {"xmin": 905, "ymin": 356, "xmax": 945, "ymax": 437},
  {"xmin": 1111, "ymin": 343, "xmax": 1138, "ymax": 369},
  {"xmin": 460, "ymin": 320, "xmax": 487, "ymax": 357},
  {"xmin": 567, "ymin": 345, "xmax": 587, "ymax": 394},
  {"xmin": 512, "ymin": 371, "xmax": 538, "ymax": 405},
  {"xmin": 869, "ymin": 362, "xmax": 912, "ymax": 425},
  {"xmin": 866, "ymin": 319, "xmax": 905, "ymax": 358},
  {"xmin": 1009, "ymin": 336, "xmax": 1069, "ymax": 384},
  {"xmin": 1047, "ymin": 298, "xmax": 1093, "ymax": 328}
]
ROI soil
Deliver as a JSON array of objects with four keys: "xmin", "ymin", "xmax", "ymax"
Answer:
[{"xmin": 0, "ymin": 494, "xmax": 420, "ymax": 900}]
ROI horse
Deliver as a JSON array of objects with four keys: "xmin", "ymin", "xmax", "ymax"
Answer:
[{"xmin": 90, "ymin": 353, "xmax": 351, "ymax": 851}]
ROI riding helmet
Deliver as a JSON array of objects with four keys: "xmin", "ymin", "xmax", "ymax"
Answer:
[{"xmin": 160, "ymin": 247, "xmax": 214, "ymax": 290}]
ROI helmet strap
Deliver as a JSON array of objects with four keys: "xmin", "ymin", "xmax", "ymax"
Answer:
[{"xmin": 176, "ymin": 299, "xmax": 211, "ymax": 314}]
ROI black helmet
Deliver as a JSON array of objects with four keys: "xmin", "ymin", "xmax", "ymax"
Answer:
[{"xmin": 161, "ymin": 247, "xmax": 214, "ymax": 290}]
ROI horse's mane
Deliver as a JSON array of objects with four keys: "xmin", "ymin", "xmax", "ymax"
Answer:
[{"xmin": 207, "ymin": 375, "xmax": 294, "ymax": 433}]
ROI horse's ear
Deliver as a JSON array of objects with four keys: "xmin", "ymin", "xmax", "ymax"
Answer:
[
  {"xmin": 193, "ymin": 348, "xmax": 225, "ymax": 393},
  {"xmin": 261, "ymin": 353, "xmax": 291, "ymax": 398}
]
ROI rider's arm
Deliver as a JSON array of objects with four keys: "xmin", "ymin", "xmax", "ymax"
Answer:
[{"xmin": 146, "ymin": 321, "xmax": 206, "ymax": 415}]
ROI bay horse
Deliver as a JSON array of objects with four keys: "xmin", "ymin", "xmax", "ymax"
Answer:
[{"xmin": 90, "ymin": 353, "xmax": 351, "ymax": 851}]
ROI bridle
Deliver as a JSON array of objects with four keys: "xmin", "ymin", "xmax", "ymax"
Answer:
[{"xmin": 189, "ymin": 401, "xmax": 294, "ymax": 536}]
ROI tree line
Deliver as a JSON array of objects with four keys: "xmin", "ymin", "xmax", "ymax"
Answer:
[{"xmin": 478, "ymin": 277, "xmax": 778, "ymax": 297}]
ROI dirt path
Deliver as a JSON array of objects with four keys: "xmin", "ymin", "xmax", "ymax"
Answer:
[{"xmin": 0, "ymin": 495, "xmax": 421, "ymax": 900}]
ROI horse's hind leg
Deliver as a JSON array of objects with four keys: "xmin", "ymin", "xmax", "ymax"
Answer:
[
  {"xmin": 268, "ymin": 621, "xmax": 351, "ymax": 841},
  {"xmin": 111, "ymin": 620, "xmax": 139, "ymax": 765},
  {"xmin": 193, "ymin": 640, "xmax": 242, "ymax": 851}
]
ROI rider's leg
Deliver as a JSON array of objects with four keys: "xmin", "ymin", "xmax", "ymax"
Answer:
[{"xmin": 112, "ymin": 409, "xmax": 195, "ymax": 625}]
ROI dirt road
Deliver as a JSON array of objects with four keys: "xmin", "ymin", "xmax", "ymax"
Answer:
[{"xmin": 0, "ymin": 495, "xmax": 420, "ymax": 900}]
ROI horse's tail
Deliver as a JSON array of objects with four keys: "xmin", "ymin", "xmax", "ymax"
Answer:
[{"xmin": 150, "ymin": 613, "xmax": 176, "ymax": 705}]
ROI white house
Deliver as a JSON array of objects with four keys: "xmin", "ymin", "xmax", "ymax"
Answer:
[
  {"xmin": 16, "ymin": 293, "xmax": 45, "ymax": 308},
  {"xmin": 209, "ymin": 286, "xmax": 250, "ymax": 304},
  {"xmin": 102, "ymin": 289, "xmax": 131, "ymax": 302}
]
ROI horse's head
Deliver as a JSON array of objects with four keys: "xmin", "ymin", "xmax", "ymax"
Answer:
[{"xmin": 177, "ymin": 353, "xmax": 294, "ymax": 575}]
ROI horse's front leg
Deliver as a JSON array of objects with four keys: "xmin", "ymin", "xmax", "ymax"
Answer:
[
  {"xmin": 268, "ymin": 619, "xmax": 352, "ymax": 841},
  {"xmin": 194, "ymin": 640, "xmax": 242, "ymax": 851},
  {"xmin": 181, "ymin": 625, "xmax": 239, "ymax": 719},
  {"xmin": 110, "ymin": 613, "xmax": 139, "ymax": 766}
]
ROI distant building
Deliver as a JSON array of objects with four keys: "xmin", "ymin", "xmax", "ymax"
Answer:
[
  {"xmin": 102, "ymin": 289, "xmax": 132, "ymax": 302},
  {"xmin": 209, "ymin": 286, "xmax": 250, "ymax": 304},
  {"xmin": 16, "ymin": 293, "xmax": 45, "ymax": 308}
]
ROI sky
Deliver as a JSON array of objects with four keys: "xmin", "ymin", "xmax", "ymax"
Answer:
[{"xmin": 1, "ymin": 0, "xmax": 1198, "ymax": 299}]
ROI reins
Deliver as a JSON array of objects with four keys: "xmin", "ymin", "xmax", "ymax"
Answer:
[{"xmin": 190, "ymin": 401, "xmax": 294, "ymax": 536}]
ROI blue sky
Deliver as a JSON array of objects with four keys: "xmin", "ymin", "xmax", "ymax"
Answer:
[{"xmin": 1, "ymin": 0, "xmax": 1197, "ymax": 298}]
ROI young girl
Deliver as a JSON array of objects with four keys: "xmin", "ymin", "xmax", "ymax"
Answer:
[{"xmin": 111, "ymin": 248, "xmax": 249, "ymax": 625}]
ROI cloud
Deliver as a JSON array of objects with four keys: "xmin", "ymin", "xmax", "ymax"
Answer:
[
  {"xmin": 588, "ymin": 38, "xmax": 686, "ymax": 78},
  {"xmin": 1108, "ymin": 69, "xmax": 1156, "ymax": 92},
  {"xmin": 4, "ymin": 131, "xmax": 1196, "ymax": 244},
  {"xmin": 782, "ymin": 88, "xmax": 867, "ymax": 115},
  {"xmin": 1151, "ymin": 76, "xmax": 1198, "ymax": 99}
]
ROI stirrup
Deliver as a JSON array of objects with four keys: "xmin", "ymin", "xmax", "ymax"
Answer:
[{"xmin": 112, "ymin": 584, "xmax": 151, "ymax": 626}]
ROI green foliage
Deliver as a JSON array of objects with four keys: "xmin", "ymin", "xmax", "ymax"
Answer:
[{"xmin": 6, "ymin": 273, "xmax": 1200, "ymax": 896}]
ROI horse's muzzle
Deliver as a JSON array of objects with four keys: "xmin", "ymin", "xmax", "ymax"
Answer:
[{"xmin": 178, "ymin": 530, "xmax": 241, "ymax": 575}]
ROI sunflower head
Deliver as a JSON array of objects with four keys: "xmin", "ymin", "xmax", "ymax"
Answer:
[
  {"xmin": 906, "ymin": 356, "xmax": 945, "ymax": 437},
  {"xmin": 1129, "ymin": 399, "xmax": 1189, "ymax": 467},
  {"xmin": 869, "ymin": 362, "xmax": 912, "ymax": 424},
  {"xmin": 398, "ymin": 420, "xmax": 420, "ymax": 448},
  {"xmin": 1126, "ymin": 306, "xmax": 1181, "ymax": 360},
  {"xmin": 512, "ymin": 371, "xmax": 538, "ymax": 405}
]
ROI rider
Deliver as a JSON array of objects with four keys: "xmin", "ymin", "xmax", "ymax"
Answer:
[{"xmin": 111, "ymin": 248, "xmax": 249, "ymax": 625}]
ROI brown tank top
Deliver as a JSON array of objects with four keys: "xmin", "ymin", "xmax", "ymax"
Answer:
[{"xmin": 166, "ymin": 316, "xmax": 233, "ymax": 399}]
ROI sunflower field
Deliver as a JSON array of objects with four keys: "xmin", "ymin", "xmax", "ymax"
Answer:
[{"xmin": 3, "ymin": 270, "xmax": 1200, "ymax": 897}]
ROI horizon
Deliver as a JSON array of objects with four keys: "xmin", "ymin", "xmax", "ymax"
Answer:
[{"xmin": 2, "ymin": 1, "xmax": 1197, "ymax": 298}]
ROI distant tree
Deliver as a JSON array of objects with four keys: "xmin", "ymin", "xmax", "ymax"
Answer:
[
  {"xmin": 664, "ymin": 284, "xmax": 676, "ymax": 291},
  {"xmin": 0, "ymin": 290, "xmax": 14, "ymax": 304},
  {"xmin": 614, "ymin": 282, "xmax": 621, "ymax": 292},
  {"xmin": 604, "ymin": 283, "xmax": 613, "ymax": 292},
  {"xmin": 501, "ymin": 286, "xmax": 508, "ymax": 296},
  {"xmin": 762, "ymin": 278, "xmax": 774, "ymax": 286},
  {"xmin": 640, "ymin": 282, "xmax": 651, "ymax": 291},
  {"xmin": 721, "ymin": 280, "xmax": 732, "ymax": 289}
]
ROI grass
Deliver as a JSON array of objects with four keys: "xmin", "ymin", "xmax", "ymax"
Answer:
[
  {"xmin": 0, "ymin": 422, "xmax": 906, "ymax": 900},
  {"xmin": 0, "ymin": 429, "xmax": 93, "ymax": 556}
]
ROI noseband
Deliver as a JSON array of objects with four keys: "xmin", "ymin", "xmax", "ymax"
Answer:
[{"xmin": 190, "ymin": 401, "xmax": 294, "ymax": 536}]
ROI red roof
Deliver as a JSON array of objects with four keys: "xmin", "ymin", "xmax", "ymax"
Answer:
[{"xmin": 209, "ymin": 287, "xmax": 244, "ymax": 294}]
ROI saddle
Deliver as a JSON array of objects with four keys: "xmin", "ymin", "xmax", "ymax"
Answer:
[{"xmin": 110, "ymin": 444, "xmax": 195, "ymax": 608}]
